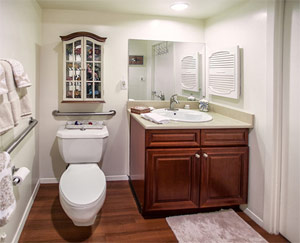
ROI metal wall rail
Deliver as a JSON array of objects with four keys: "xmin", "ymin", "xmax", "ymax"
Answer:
[
  {"xmin": 4, "ymin": 117, "xmax": 38, "ymax": 154},
  {"xmin": 52, "ymin": 110, "xmax": 116, "ymax": 117}
]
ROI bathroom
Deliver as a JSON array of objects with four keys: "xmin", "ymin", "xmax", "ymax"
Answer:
[{"xmin": 0, "ymin": 0, "xmax": 299, "ymax": 242}]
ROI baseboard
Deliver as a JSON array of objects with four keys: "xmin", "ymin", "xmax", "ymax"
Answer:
[
  {"xmin": 106, "ymin": 175, "xmax": 128, "ymax": 181},
  {"xmin": 12, "ymin": 179, "xmax": 40, "ymax": 243},
  {"xmin": 39, "ymin": 178, "xmax": 59, "ymax": 184},
  {"xmin": 242, "ymin": 207, "xmax": 264, "ymax": 227}
]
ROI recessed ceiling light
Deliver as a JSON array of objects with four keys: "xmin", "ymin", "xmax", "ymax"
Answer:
[{"xmin": 170, "ymin": 2, "xmax": 189, "ymax": 11}]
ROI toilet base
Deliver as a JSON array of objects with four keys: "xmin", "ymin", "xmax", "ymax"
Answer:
[
  {"xmin": 59, "ymin": 185, "xmax": 106, "ymax": 227},
  {"xmin": 72, "ymin": 216, "xmax": 97, "ymax": 226}
]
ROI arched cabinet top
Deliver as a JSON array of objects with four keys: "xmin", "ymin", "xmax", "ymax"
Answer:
[{"xmin": 60, "ymin": 32, "xmax": 107, "ymax": 42}]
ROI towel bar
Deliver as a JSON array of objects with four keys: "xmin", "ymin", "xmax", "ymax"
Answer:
[
  {"xmin": 52, "ymin": 110, "xmax": 116, "ymax": 117},
  {"xmin": 4, "ymin": 117, "xmax": 38, "ymax": 154}
]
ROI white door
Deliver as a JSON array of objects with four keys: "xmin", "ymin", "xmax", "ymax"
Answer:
[{"xmin": 279, "ymin": 1, "xmax": 300, "ymax": 242}]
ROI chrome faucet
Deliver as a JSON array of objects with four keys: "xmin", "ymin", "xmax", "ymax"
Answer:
[{"xmin": 169, "ymin": 94, "xmax": 180, "ymax": 111}]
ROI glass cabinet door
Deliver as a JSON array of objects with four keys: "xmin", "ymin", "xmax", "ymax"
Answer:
[
  {"xmin": 62, "ymin": 33, "xmax": 105, "ymax": 102},
  {"xmin": 84, "ymin": 37, "xmax": 103, "ymax": 100},
  {"xmin": 63, "ymin": 37, "xmax": 83, "ymax": 100}
]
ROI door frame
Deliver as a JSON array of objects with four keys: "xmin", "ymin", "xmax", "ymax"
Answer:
[{"xmin": 263, "ymin": 0, "xmax": 285, "ymax": 234}]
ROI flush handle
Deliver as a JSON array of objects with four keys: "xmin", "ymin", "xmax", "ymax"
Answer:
[
  {"xmin": 195, "ymin": 154, "xmax": 200, "ymax": 158},
  {"xmin": 203, "ymin": 153, "xmax": 208, "ymax": 158}
]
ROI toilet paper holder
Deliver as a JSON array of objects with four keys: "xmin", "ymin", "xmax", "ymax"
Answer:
[{"xmin": 12, "ymin": 166, "xmax": 20, "ymax": 186}]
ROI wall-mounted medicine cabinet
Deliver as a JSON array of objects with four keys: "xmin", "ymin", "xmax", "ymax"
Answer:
[{"xmin": 60, "ymin": 32, "xmax": 106, "ymax": 102}]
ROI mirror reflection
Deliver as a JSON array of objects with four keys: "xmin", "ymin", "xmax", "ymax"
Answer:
[{"xmin": 128, "ymin": 39, "xmax": 205, "ymax": 101}]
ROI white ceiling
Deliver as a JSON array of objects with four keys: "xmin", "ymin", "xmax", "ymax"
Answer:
[{"xmin": 37, "ymin": 0, "xmax": 247, "ymax": 20}]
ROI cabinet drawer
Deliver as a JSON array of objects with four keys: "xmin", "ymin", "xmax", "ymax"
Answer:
[
  {"xmin": 146, "ymin": 130, "xmax": 200, "ymax": 148},
  {"xmin": 201, "ymin": 129, "xmax": 248, "ymax": 146}
]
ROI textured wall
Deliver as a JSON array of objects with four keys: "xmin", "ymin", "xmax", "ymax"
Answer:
[{"xmin": 0, "ymin": 0, "xmax": 41, "ymax": 242}]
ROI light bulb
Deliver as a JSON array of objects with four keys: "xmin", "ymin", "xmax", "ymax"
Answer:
[{"xmin": 170, "ymin": 2, "xmax": 189, "ymax": 11}]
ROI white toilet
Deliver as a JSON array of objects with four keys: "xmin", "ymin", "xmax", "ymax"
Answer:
[{"xmin": 56, "ymin": 126, "xmax": 108, "ymax": 226}]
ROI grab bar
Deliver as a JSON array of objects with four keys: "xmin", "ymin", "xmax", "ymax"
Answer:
[
  {"xmin": 4, "ymin": 117, "xmax": 38, "ymax": 154},
  {"xmin": 52, "ymin": 110, "xmax": 116, "ymax": 117}
]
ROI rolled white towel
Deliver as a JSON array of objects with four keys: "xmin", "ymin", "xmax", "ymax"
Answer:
[
  {"xmin": 0, "ymin": 152, "xmax": 16, "ymax": 226},
  {"xmin": 141, "ymin": 113, "xmax": 170, "ymax": 124},
  {"xmin": 1, "ymin": 59, "xmax": 31, "ymax": 88}
]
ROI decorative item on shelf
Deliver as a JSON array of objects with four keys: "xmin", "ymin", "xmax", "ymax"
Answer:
[
  {"xmin": 131, "ymin": 106, "xmax": 151, "ymax": 114},
  {"xmin": 65, "ymin": 120, "xmax": 104, "ymax": 129},
  {"xmin": 199, "ymin": 98, "xmax": 209, "ymax": 112}
]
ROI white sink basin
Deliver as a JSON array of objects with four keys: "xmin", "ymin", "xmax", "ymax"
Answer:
[{"xmin": 152, "ymin": 108, "xmax": 213, "ymax": 123}]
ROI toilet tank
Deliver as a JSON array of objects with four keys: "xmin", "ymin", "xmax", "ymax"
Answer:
[{"xmin": 56, "ymin": 126, "xmax": 109, "ymax": 163}]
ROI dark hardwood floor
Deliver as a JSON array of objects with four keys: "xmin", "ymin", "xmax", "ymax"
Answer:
[{"xmin": 19, "ymin": 181, "xmax": 288, "ymax": 242}]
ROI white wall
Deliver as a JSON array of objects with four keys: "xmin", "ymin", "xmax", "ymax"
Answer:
[
  {"xmin": 204, "ymin": 0, "xmax": 268, "ymax": 222},
  {"xmin": 0, "ymin": 0, "xmax": 41, "ymax": 242},
  {"xmin": 279, "ymin": 0, "xmax": 300, "ymax": 241},
  {"xmin": 39, "ymin": 10, "xmax": 205, "ymax": 181}
]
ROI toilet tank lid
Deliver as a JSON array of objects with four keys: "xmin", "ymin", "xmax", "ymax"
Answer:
[{"xmin": 57, "ymin": 125, "xmax": 109, "ymax": 139}]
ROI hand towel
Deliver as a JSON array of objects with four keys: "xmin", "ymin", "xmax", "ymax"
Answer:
[
  {"xmin": 0, "ymin": 61, "xmax": 21, "ymax": 125},
  {"xmin": 0, "ymin": 64, "xmax": 8, "ymax": 95},
  {"xmin": 0, "ymin": 152, "xmax": 16, "ymax": 226},
  {"xmin": 141, "ymin": 113, "xmax": 170, "ymax": 124},
  {"xmin": 1, "ymin": 59, "xmax": 31, "ymax": 88},
  {"xmin": 0, "ymin": 94, "xmax": 14, "ymax": 134},
  {"xmin": 17, "ymin": 88, "xmax": 32, "ymax": 117}
]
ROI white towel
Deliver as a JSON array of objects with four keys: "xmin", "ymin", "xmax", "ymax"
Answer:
[
  {"xmin": 0, "ymin": 94, "xmax": 14, "ymax": 134},
  {"xmin": 0, "ymin": 61, "xmax": 21, "ymax": 125},
  {"xmin": 0, "ymin": 64, "xmax": 8, "ymax": 95},
  {"xmin": 0, "ymin": 61, "xmax": 32, "ymax": 126},
  {"xmin": 1, "ymin": 59, "xmax": 31, "ymax": 88},
  {"xmin": 0, "ymin": 152, "xmax": 16, "ymax": 226},
  {"xmin": 141, "ymin": 113, "xmax": 170, "ymax": 124}
]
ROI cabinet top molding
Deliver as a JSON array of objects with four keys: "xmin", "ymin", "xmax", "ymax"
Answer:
[{"xmin": 60, "ymin": 31, "xmax": 107, "ymax": 42}]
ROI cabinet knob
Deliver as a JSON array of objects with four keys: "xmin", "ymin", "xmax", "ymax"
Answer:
[
  {"xmin": 203, "ymin": 153, "xmax": 208, "ymax": 158},
  {"xmin": 195, "ymin": 154, "xmax": 200, "ymax": 158}
]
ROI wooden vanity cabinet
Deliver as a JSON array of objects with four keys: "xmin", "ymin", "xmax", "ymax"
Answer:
[
  {"xmin": 199, "ymin": 129, "xmax": 249, "ymax": 208},
  {"xmin": 199, "ymin": 146, "xmax": 249, "ymax": 208},
  {"xmin": 129, "ymin": 117, "xmax": 249, "ymax": 217},
  {"xmin": 145, "ymin": 148, "xmax": 201, "ymax": 213}
]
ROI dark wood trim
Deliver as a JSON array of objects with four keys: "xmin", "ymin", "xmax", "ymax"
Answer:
[
  {"xmin": 146, "ymin": 129, "xmax": 201, "ymax": 148},
  {"xmin": 60, "ymin": 32, "xmax": 107, "ymax": 42},
  {"xmin": 201, "ymin": 128, "xmax": 248, "ymax": 146},
  {"xmin": 61, "ymin": 100, "xmax": 106, "ymax": 103}
]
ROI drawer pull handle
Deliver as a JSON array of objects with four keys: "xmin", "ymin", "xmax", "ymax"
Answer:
[
  {"xmin": 195, "ymin": 154, "xmax": 200, "ymax": 158},
  {"xmin": 203, "ymin": 153, "xmax": 208, "ymax": 158}
]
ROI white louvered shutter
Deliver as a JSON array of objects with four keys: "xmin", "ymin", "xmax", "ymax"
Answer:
[
  {"xmin": 207, "ymin": 46, "xmax": 240, "ymax": 99},
  {"xmin": 180, "ymin": 54, "xmax": 199, "ymax": 92}
]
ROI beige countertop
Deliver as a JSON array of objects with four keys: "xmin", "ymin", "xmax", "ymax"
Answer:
[{"xmin": 130, "ymin": 110, "xmax": 253, "ymax": 129}]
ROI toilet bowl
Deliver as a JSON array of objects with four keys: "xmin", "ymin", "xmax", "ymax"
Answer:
[{"xmin": 56, "ymin": 125, "xmax": 108, "ymax": 226}]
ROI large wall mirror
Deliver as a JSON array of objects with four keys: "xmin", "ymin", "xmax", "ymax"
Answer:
[{"xmin": 128, "ymin": 39, "xmax": 206, "ymax": 101}]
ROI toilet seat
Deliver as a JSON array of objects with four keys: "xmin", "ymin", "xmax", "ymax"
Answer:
[{"xmin": 59, "ymin": 164, "xmax": 106, "ymax": 208}]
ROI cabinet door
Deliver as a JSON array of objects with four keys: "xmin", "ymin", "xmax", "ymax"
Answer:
[
  {"xmin": 145, "ymin": 148, "xmax": 200, "ymax": 213},
  {"xmin": 200, "ymin": 147, "xmax": 248, "ymax": 208},
  {"xmin": 84, "ymin": 37, "xmax": 103, "ymax": 101},
  {"xmin": 63, "ymin": 37, "xmax": 84, "ymax": 101}
]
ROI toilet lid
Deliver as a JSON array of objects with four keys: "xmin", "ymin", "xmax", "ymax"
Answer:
[{"xmin": 60, "ymin": 164, "xmax": 106, "ymax": 206}]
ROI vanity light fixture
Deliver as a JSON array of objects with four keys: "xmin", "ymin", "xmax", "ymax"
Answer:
[{"xmin": 170, "ymin": 2, "xmax": 189, "ymax": 11}]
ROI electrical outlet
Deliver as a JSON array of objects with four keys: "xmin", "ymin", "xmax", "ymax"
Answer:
[{"xmin": 120, "ymin": 80, "xmax": 127, "ymax": 90}]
